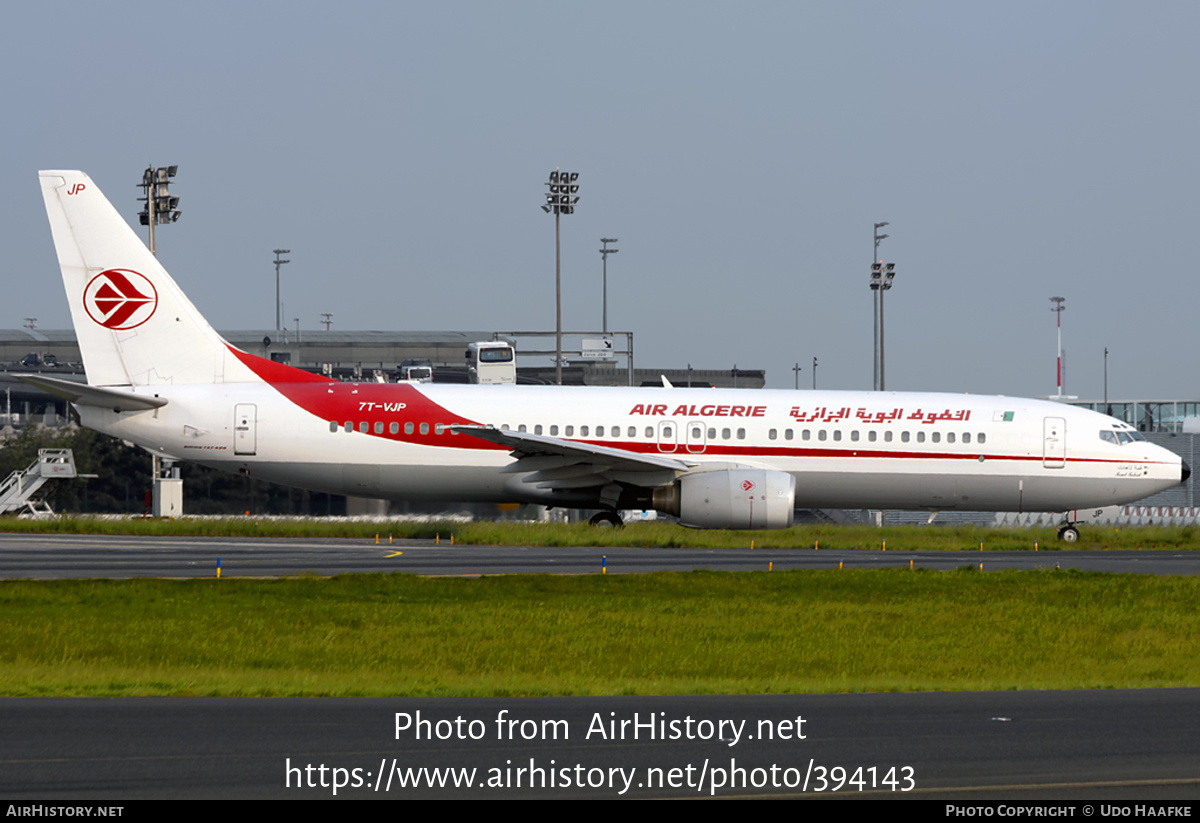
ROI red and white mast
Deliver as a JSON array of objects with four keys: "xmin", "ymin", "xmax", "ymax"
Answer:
[{"xmin": 1049, "ymin": 296, "xmax": 1065, "ymax": 398}]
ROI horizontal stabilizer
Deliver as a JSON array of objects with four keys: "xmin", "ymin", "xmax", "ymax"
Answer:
[{"xmin": 16, "ymin": 374, "xmax": 168, "ymax": 411}]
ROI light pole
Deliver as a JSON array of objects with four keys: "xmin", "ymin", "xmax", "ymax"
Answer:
[
  {"xmin": 812, "ymin": 356, "xmax": 817, "ymax": 390},
  {"xmin": 138, "ymin": 164, "xmax": 180, "ymax": 257},
  {"xmin": 793, "ymin": 362, "xmax": 802, "ymax": 390},
  {"xmin": 136, "ymin": 165, "xmax": 182, "ymax": 517},
  {"xmin": 870, "ymin": 259, "xmax": 896, "ymax": 390},
  {"xmin": 872, "ymin": 223, "xmax": 888, "ymax": 389},
  {"xmin": 542, "ymin": 170, "xmax": 580, "ymax": 385},
  {"xmin": 599, "ymin": 237, "xmax": 618, "ymax": 334},
  {"xmin": 273, "ymin": 249, "xmax": 291, "ymax": 332},
  {"xmin": 1050, "ymin": 296, "xmax": 1066, "ymax": 397}
]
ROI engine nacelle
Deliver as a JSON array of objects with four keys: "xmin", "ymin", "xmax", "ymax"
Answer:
[{"xmin": 653, "ymin": 469, "xmax": 796, "ymax": 530}]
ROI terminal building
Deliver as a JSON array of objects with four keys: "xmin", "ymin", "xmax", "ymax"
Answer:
[{"xmin": 0, "ymin": 327, "xmax": 763, "ymax": 398}]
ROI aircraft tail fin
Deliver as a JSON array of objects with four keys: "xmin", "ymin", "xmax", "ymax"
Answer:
[{"xmin": 39, "ymin": 170, "xmax": 255, "ymax": 387}]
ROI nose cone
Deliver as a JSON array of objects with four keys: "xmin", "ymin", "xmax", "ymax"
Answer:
[{"xmin": 1183, "ymin": 460, "xmax": 1192, "ymax": 484}]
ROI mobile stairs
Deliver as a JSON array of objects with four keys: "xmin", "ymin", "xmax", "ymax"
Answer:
[{"xmin": 0, "ymin": 449, "xmax": 78, "ymax": 515}]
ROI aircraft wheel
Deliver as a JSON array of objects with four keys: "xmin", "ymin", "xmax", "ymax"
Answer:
[
  {"xmin": 1058, "ymin": 526, "xmax": 1080, "ymax": 543},
  {"xmin": 589, "ymin": 511, "xmax": 624, "ymax": 528}
]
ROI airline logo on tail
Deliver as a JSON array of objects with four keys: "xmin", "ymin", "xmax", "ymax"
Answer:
[{"xmin": 83, "ymin": 269, "xmax": 158, "ymax": 329}]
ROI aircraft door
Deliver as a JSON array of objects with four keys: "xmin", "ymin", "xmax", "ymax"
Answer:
[
  {"xmin": 234, "ymin": 403, "xmax": 257, "ymax": 455},
  {"xmin": 1043, "ymin": 416, "xmax": 1065, "ymax": 469},
  {"xmin": 685, "ymin": 420, "xmax": 707, "ymax": 454}
]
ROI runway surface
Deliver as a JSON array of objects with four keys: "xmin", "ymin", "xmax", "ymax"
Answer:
[{"xmin": 2, "ymin": 532, "xmax": 1199, "ymax": 578}]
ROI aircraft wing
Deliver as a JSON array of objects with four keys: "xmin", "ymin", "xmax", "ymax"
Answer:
[
  {"xmin": 451, "ymin": 425, "xmax": 697, "ymax": 491},
  {"xmin": 15, "ymin": 374, "xmax": 168, "ymax": 412}
]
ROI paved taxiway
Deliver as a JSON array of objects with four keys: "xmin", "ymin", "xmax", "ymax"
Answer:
[
  {"xmin": 3, "ymin": 690, "xmax": 1199, "ymax": 799},
  {"xmin": 2, "ymin": 532, "xmax": 1199, "ymax": 578}
]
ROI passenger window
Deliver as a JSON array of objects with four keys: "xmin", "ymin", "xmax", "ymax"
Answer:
[
  {"xmin": 884, "ymin": 431, "xmax": 893, "ymax": 442},
  {"xmin": 833, "ymin": 430, "xmax": 842, "ymax": 442},
  {"xmin": 802, "ymin": 429, "xmax": 811, "ymax": 441},
  {"xmin": 344, "ymin": 422, "xmax": 353, "ymax": 433},
  {"xmin": 868, "ymin": 430, "xmax": 877, "ymax": 442},
  {"xmin": 518, "ymin": 424, "xmax": 527, "ymax": 432},
  {"xmin": 565, "ymin": 426, "xmax": 574, "ymax": 436},
  {"xmin": 419, "ymin": 423, "xmax": 429, "ymax": 435},
  {"xmin": 769, "ymin": 429, "xmax": 777, "ymax": 440},
  {"xmin": 978, "ymin": 433, "xmax": 986, "ymax": 444},
  {"xmin": 580, "ymin": 426, "xmax": 588, "ymax": 436},
  {"xmin": 628, "ymin": 426, "xmax": 636, "ymax": 437},
  {"xmin": 931, "ymin": 432, "xmax": 940, "ymax": 443},
  {"xmin": 708, "ymin": 428, "xmax": 716, "ymax": 439},
  {"xmin": 329, "ymin": 421, "xmax": 337, "ymax": 433},
  {"xmin": 901, "ymin": 431, "xmax": 910, "ymax": 443},
  {"xmin": 404, "ymin": 422, "xmax": 414, "ymax": 434},
  {"xmin": 722, "ymin": 428, "xmax": 731, "ymax": 440},
  {"xmin": 359, "ymin": 422, "xmax": 368, "ymax": 433},
  {"xmin": 785, "ymin": 429, "xmax": 793, "ymax": 440},
  {"xmin": 535, "ymin": 425, "xmax": 543, "ymax": 435},
  {"xmin": 737, "ymin": 428, "xmax": 746, "ymax": 440},
  {"xmin": 963, "ymin": 432, "xmax": 971, "ymax": 444},
  {"xmin": 390, "ymin": 422, "xmax": 399, "ymax": 434},
  {"xmin": 435, "ymin": 424, "xmax": 444, "ymax": 435},
  {"xmin": 646, "ymin": 427, "xmax": 654, "ymax": 438},
  {"xmin": 596, "ymin": 426, "xmax": 604, "ymax": 437},
  {"xmin": 947, "ymin": 432, "xmax": 955, "ymax": 443},
  {"xmin": 850, "ymin": 430, "xmax": 860, "ymax": 442},
  {"xmin": 818, "ymin": 430, "xmax": 827, "ymax": 441},
  {"xmin": 550, "ymin": 425, "xmax": 558, "ymax": 436},
  {"xmin": 916, "ymin": 431, "xmax": 925, "ymax": 443},
  {"xmin": 375, "ymin": 422, "xmax": 384, "ymax": 434}
]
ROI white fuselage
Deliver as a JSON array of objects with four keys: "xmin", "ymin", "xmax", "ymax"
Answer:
[{"xmin": 79, "ymin": 380, "xmax": 1184, "ymax": 513}]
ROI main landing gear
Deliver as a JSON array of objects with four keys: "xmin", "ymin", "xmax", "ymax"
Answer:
[
  {"xmin": 588, "ymin": 510, "xmax": 624, "ymax": 528},
  {"xmin": 1057, "ymin": 524, "xmax": 1080, "ymax": 543}
]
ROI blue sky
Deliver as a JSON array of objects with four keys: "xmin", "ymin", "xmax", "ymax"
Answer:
[{"xmin": 3, "ymin": 1, "xmax": 1197, "ymax": 399}]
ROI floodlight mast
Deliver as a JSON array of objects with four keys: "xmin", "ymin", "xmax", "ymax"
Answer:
[
  {"xmin": 542, "ymin": 170, "xmax": 580, "ymax": 385},
  {"xmin": 137, "ymin": 164, "xmax": 181, "ymax": 258},
  {"xmin": 871, "ymin": 222, "xmax": 888, "ymax": 390},
  {"xmin": 870, "ymin": 223, "xmax": 896, "ymax": 390}
]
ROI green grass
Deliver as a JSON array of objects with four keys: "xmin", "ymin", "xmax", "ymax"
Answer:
[
  {"xmin": 3, "ymin": 569, "xmax": 1199, "ymax": 696},
  {"xmin": 2, "ymin": 516, "xmax": 1199, "ymax": 550}
]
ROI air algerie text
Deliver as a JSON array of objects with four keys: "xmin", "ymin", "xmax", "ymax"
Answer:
[{"xmin": 629, "ymin": 404, "xmax": 767, "ymax": 418}]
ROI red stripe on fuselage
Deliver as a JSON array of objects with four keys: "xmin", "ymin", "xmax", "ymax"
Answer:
[
  {"xmin": 227, "ymin": 345, "xmax": 504, "ymax": 450},
  {"xmin": 226, "ymin": 347, "xmax": 1174, "ymax": 467}
]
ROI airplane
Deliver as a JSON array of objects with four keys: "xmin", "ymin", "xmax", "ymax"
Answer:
[{"xmin": 25, "ymin": 170, "xmax": 1189, "ymax": 540}]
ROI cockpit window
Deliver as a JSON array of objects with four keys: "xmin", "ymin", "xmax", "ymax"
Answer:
[
  {"xmin": 1100, "ymin": 431, "xmax": 1118, "ymax": 445},
  {"xmin": 1129, "ymin": 430, "xmax": 1146, "ymax": 441},
  {"xmin": 1116, "ymin": 431, "xmax": 1134, "ymax": 445}
]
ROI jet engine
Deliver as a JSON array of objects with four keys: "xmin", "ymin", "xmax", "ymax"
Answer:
[{"xmin": 652, "ymin": 469, "xmax": 796, "ymax": 530}]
